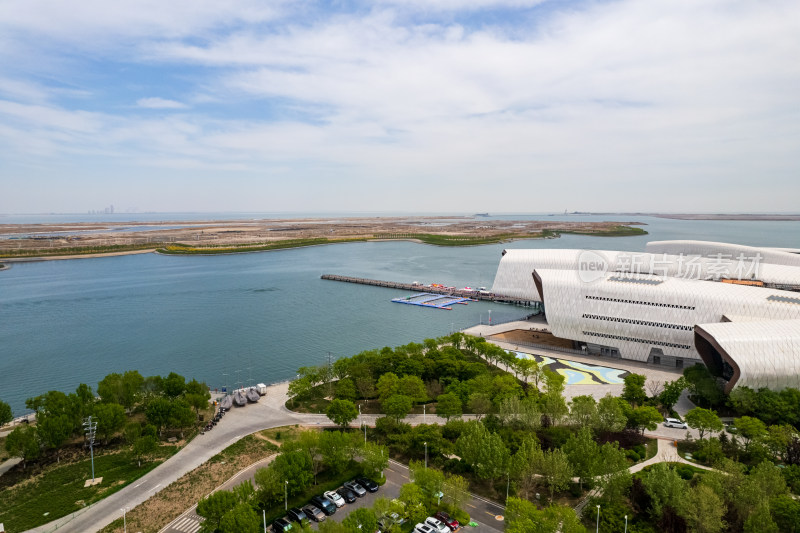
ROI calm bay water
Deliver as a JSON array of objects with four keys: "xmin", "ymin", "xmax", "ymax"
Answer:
[{"xmin": 1, "ymin": 215, "xmax": 798, "ymax": 415}]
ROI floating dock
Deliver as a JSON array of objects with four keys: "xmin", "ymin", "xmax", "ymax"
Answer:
[
  {"xmin": 392, "ymin": 292, "xmax": 477, "ymax": 310},
  {"xmin": 321, "ymin": 274, "xmax": 534, "ymax": 306}
]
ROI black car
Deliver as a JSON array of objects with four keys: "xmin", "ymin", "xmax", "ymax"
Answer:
[
  {"xmin": 356, "ymin": 477, "xmax": 379, "ymax": 493},
  {"xmin": 272, "ymin": 518, "xmax": 293, "ymax": 532},
  {"xmin": 336, "ymin": 486, "xmax": 357, "ymax": 503},
  {"xmin": 310, "ymin": 495, "xmax": 337, "ymax": 516},
  {"xmin": 287, "ymin": 507, "xmax": 309, "ymax": 524}
]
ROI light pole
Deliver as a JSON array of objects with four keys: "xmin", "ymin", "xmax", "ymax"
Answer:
[
  {"xmin": 595, "ymin": 505, "xmax": 600, "ymax": 533},
  {"xmin": 506, "ymin": 472, "xmax": 510, "ymax": 503},
  {"xmin": 120, "ymin": 508, "xmax": 127, "ymax": 533},
  {"xmin": 263, "ymin": 509, "xmax": 267, "ymax": 533},
  {"xmin": 359, "ymin": 404, "xmax": 366, "ymax": 444},
  {"xmin": 83, "ymin": 416, "xmax": 97, "ymax": 482},
  {"xmin": 424, "ymin": 442, "xmax": 428, "ymax": 469},
  {"xmin": 285, "ymin": 480, "xmax": 289, "ymax": 510},
  {"xmin": 624, "ymin": 515, "xmax": 628, "ymax": 533},
  {"xmin": 423, "ymin": 404, "xmax": 426, "ymax": 423}
]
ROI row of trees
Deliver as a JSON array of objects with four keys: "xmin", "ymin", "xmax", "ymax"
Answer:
[{"xmin": 3, "ymin": 370, "xmax": 210, "ymax": 470}]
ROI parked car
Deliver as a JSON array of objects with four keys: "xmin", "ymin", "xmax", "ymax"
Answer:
[
  {"xmin": 724, "ymin": 422, "xmax": 738, "ymax": 434},
  {"xmin": 433, "ymin": 511, "xmax": 460, "ymax": 531},
  {"xmin": 424, "ymin": 516, "xmax": 450, "ymax": 533},
  {"xmin": 343, "ymin": 480, "xmax": 367, "ymax": 497},
  {"xmin": 664, "ymin": 417, "xmax": 688, "ymax": 429},
  {"xmin": 302, "ymin": 504, "xmax": 326, "ymax": 522},
  {"xmin": 356, "ymin": 477, "xmax": 379, "ymax": 493},
  {"xmin": 324, "ymin": 490, "xmax": 345, "ymax": 508},
  {"xmin": 311, "ymin": 495, "xmax": 338, "ymax": 515},
  {"xmin": 336, "ymin": 486, "xmax": 357, "ymax": 503},
  {"xmin": 272, "ymin": 518, "xmax": 294, "ymax": 532},
  {"xmin": 287, "ymin": 507, "xmax": 309, "ymax": 525},
  {"xmin": 378, "ymin": 511, "xmax": 406, "ymax": 531},
  {"xmin": 414, "ymin": 524, "xmax": 436, "ymax": 533}
]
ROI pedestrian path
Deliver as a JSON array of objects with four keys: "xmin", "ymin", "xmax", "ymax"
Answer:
[{"xmin": 165, "ymin": 515, "xmax": 201, "ymax": 533}]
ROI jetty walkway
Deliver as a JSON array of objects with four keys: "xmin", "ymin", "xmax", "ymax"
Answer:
[{"xmin": 321, "ymin": 274, "xmax": 534, "ymax": 306}]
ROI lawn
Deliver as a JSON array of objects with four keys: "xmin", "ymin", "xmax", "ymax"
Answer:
[{"xmin": 0, "ymin": 446, "xmax": 177, "ymax": 531}]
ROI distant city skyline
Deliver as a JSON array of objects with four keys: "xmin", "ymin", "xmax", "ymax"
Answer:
[{"xmin": 1, "ymin": 0, "xmax": 798, "ymax": 214}]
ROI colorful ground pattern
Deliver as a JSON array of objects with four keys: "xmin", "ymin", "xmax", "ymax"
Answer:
[{"xmin": 512, "ymin": 351, "xmax": 629, "ymax": 385}]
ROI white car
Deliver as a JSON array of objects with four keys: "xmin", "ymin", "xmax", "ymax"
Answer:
[
  {"xmin": 424, "ymin": 517, "xmax": 450, "ymax": 533},
  {"xmin": 324, "ymin": 490, "xmax": 345, "ymax": 508},
  {"xmin": 664, "ymin": 417, "xmax": 688, "ymax": 429},
  {"xmin": 414, "ymin": 524, "xmax": 436, "ymax": 533}
]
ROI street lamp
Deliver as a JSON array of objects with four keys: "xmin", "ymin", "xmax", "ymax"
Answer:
[
  {"xmin": 120, "ymin": 508, "xmax": 127, "ymax": 533},
  {"xmin": 506, "ymin": 472, "xmax": 510, "ymax": 503},
  {"xmin": 423, "ymin": 404, "xmax": 426, "ymax": 423},
  {"xmin": 359, "ymin": 404, "xmax": 366, "ymax": 444},
  {"xmin": 424, "ymin": 442, "xmax": 428, "ymax": 469},
  {"xmin": 624, "ymin": 515, "xmax": 628, "ymax": 533},
  {"xmin": 285, "ymin": 480, "xmax": 289, "ymax": 510},
  {"xmin": 596, "ymin": 505, "xmax": 600, "ymax": 533}
]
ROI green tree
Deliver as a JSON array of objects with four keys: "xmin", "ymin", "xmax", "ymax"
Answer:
[
  {"xmin": 658, "ymin": 377, "xmax": 687, "ymax": 413},
  {"xmin": 37, "ymin": 414, "xmax": 73, "ymax": 462},
  {"xmin": 145, "ymin": 397, "xmax": 172, "ymax": 435},
  {"xmin": 4, "ymin": 425, "xmax": 40, "ymax": 469},
  {"xmin": 97, "ymin": 370, "xmax": 144, "ymax": 408},
  {"xmin": 398, "ymin": 483, "xmax": 429, "ymax": 524},
  {"xmin": 197, "ymin": 490, "xmax": 238, "ymax": 532},
  {"xmin": 539, "ymin": 448, "xmax": 572, "ymax": 501},
  {"xmin": 169, "ymin": 399, "xmax": 196, "ymax": 438},
  {"xmin": 510, "ymin": 435, "xmax": 544, "ymax": 498},
  {"xmin": 409, "ymin": 460, "xmax": 445, "ymax": 501},
  {"xmin": 219, "ymin": 501, "xmax": 260, "ymax": 533},
  {"xmin": 320, "ymin": 430, "xmax": 358, "ymax": 475},
  {"xmin": 506, "ymin": 497, "xmax": 586, "ymax": 533},
  {"xmin": 685, "ymin": 407, "xmax": 723, "ymax": 439},
  {"xmin": 629, "ymin": 405, "xmax": 663, "ymax": 435},
  {"xmin": 343, "ymin": 507, "xmax": 378, "ymax": 533},
  {"xmin": 398, "ymin": 375, "xmax": 427, "ymax": 404},
  {"xmin": 273, "ymin": 443, "xmax": 315, "ymax": 495},
  {"xmin": 296, "ymin": 430, "xmax": 324, "ymax": 484},
  {"xmin": 361, "ymin": 441, "xmax": 388, "ymax": 479},
  {"xmin": 93, "ymin": 402, "xmax": 126, "ymax": 444},
  {"xmin": 622, "ymin": 373, "xmax": 647, "ymax": 407},
  {"xmin": 435, "ymin": 393, "xmax": 462, "ymax": 421},
  {"xmin": 326, "ymin": 398, "xmax": 359, "ymax": 428},
  {"xmin": 770, "ymin": 494, "xmax": 800, "ymax": 533},
  {"xmin": 163, "ymin": 371, "xmax": 187, "ymax": 398},
  {"xmin": 456, "ymin": 421, "xmax": 509, "ymax": 483},
  {"xmin": 335, "ymin": 378, "xmax": 357, "ymax": 402},
  {"xmin": 679, "ymin": 483, "xmax": 726, "ymax": 533},
  {"xmin": 734, "ymin": 416, "xmax": 767, "ymax": 452},
  {"xmin": 132, "ymin": 434, "xmax": 159, "ymax": 466},
  {"xmin": 562, "ymin": 426, "xmax": 598, "ymax": 491},
  {"xmin": 443, "ymin": 473, "xmax": 471, "ymax": 512},
  {"xmin": 641, "ymin": 463, "xmax": 685, "ymax": 519},
  {"xmin": 0, "ymin": 399, "xmax": 13, "ymax": 426},
  {"xmin": 376, "ymin": 372, "xmax": 400, "ymax": 401},
  {"xmin": 595, "ymin": 394, "xmax": 627, "ymax": 433},
  {"xmin": 185, "ymin": 393, "xmax": 210, "ymax": 418},
  {"xmin": 383, "ymin": 394, "xmax": 413, "ymax": 422},
  {"xmin": 569, "ymin": 395, "xmax": 597, "ymax": 428},
  {"xmin": 467, "ymin": 392, "xmax": 492, "ymax": 419}
]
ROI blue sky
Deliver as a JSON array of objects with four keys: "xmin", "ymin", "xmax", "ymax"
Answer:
[{"xmin": 1, "ymin": 0, "xmax": 798, "ymax": 214}]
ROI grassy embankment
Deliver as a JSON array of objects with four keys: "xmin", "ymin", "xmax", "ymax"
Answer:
[
  {"xmin": 0, "ymin": 225, "xmax": 647, "ymax": 259},
  {"xmin": 98, "ymin": 430, "xmax": 280, "ymax": 533},
  {"xmin": 0, "ymin": 445, "xmax": 179, "ymax": 531}
]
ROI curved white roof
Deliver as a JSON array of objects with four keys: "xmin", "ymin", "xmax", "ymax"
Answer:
[
  {"xmin": 696, "ymin": 319, "xmax": 800, "ymax": 392},
  {"xmin": 646, "ymin": 240, "xmax": 800, "ymax": 268},
  {"xmin": 492, "ymin": 248, "xmax": 800, "ymax": 300}
]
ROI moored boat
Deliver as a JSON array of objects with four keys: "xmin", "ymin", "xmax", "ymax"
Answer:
[
  {"xmin": 219, "ymin": 395, "xmax": 233, "ymax": 410},
  {"xmin": 246, "ymin": 387, "xmax": 260, "ymax": 403},
  {"xmin": 233, "ymin": 390, "xmax": 247, "ymax": 407}
]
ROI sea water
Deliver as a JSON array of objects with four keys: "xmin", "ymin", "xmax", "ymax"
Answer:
[{"xmin": 1, "ymin": 215, "xmax": 798, "ymax": 414}]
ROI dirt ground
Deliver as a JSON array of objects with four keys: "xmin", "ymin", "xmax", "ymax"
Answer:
[
  {"xmin": 0, "ymin": 216, "xmax": 643, "ymax": 254},
  {"xmin": 489, "ymin": 328, "xmax": 576, "ymax": 349}
]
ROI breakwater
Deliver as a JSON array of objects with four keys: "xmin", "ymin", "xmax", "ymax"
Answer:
[{"xmin": 321, "ymin": 274, "xmax": 534, "ymax": 306}]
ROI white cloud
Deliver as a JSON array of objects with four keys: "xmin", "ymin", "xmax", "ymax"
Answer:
[
  {"xmin": 136, "ymin": 97, "xmax": 188, "ymax": 109},
  {"xmin": 0, "ymin": 0, "xmax": 799, "ymax": 213}
]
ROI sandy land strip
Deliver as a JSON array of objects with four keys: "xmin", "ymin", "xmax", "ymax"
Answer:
[{"xmin": 2, "ymin": 249, "xmax": 156, "ymax": 263}]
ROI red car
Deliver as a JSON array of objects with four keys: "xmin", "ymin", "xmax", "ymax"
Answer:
[{"xmin": 433, "ymin": 511, "xmax": 459, "ymax": 531}]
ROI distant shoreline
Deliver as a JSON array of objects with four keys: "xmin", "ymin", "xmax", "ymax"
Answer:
[
  {"xmin": 0, "ymin": 217, "xmax": 647, "ymax": 261},
  {"xmin": 582, "ymin": 213, "xmax": 800, "ymax": 221}
]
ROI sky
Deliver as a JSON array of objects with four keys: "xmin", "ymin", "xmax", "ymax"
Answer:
[{"xmin": 0, "ymin": 0, "xmax": 798, "ymax": 215}]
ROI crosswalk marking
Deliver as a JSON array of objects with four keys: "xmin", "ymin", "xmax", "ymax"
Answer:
[{"xmin": 170, "ymin": 515, "xmax": 202, "ymax": 533}]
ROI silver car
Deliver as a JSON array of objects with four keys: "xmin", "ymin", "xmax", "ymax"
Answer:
[
  {"xmin": 424, "ymin": 517, "xmax": 450, "ymax": 533},
  {"xmin": 324, "ymin": 490, "xmax": 345, "ymax": 507},
  {"xmin": 343, "ymin": 480, "xmax": 367, "ymax": 497}
]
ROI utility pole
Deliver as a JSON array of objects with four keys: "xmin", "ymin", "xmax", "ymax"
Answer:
[
  {"xmin": 424, "ymin": 442, "xmax": 428, "ymax": 469},
  {"xmin": 83, "ymin": 416, "xmax": 98, "ymax": 482},
  {"xmin": 285, "ymin": 480, "xmax": 289, "ymax": 510}
]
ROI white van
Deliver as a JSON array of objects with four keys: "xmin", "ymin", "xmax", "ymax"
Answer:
[{"xmin": 664, "ymin": 417, "xmax": 688, "ymax": 429}]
